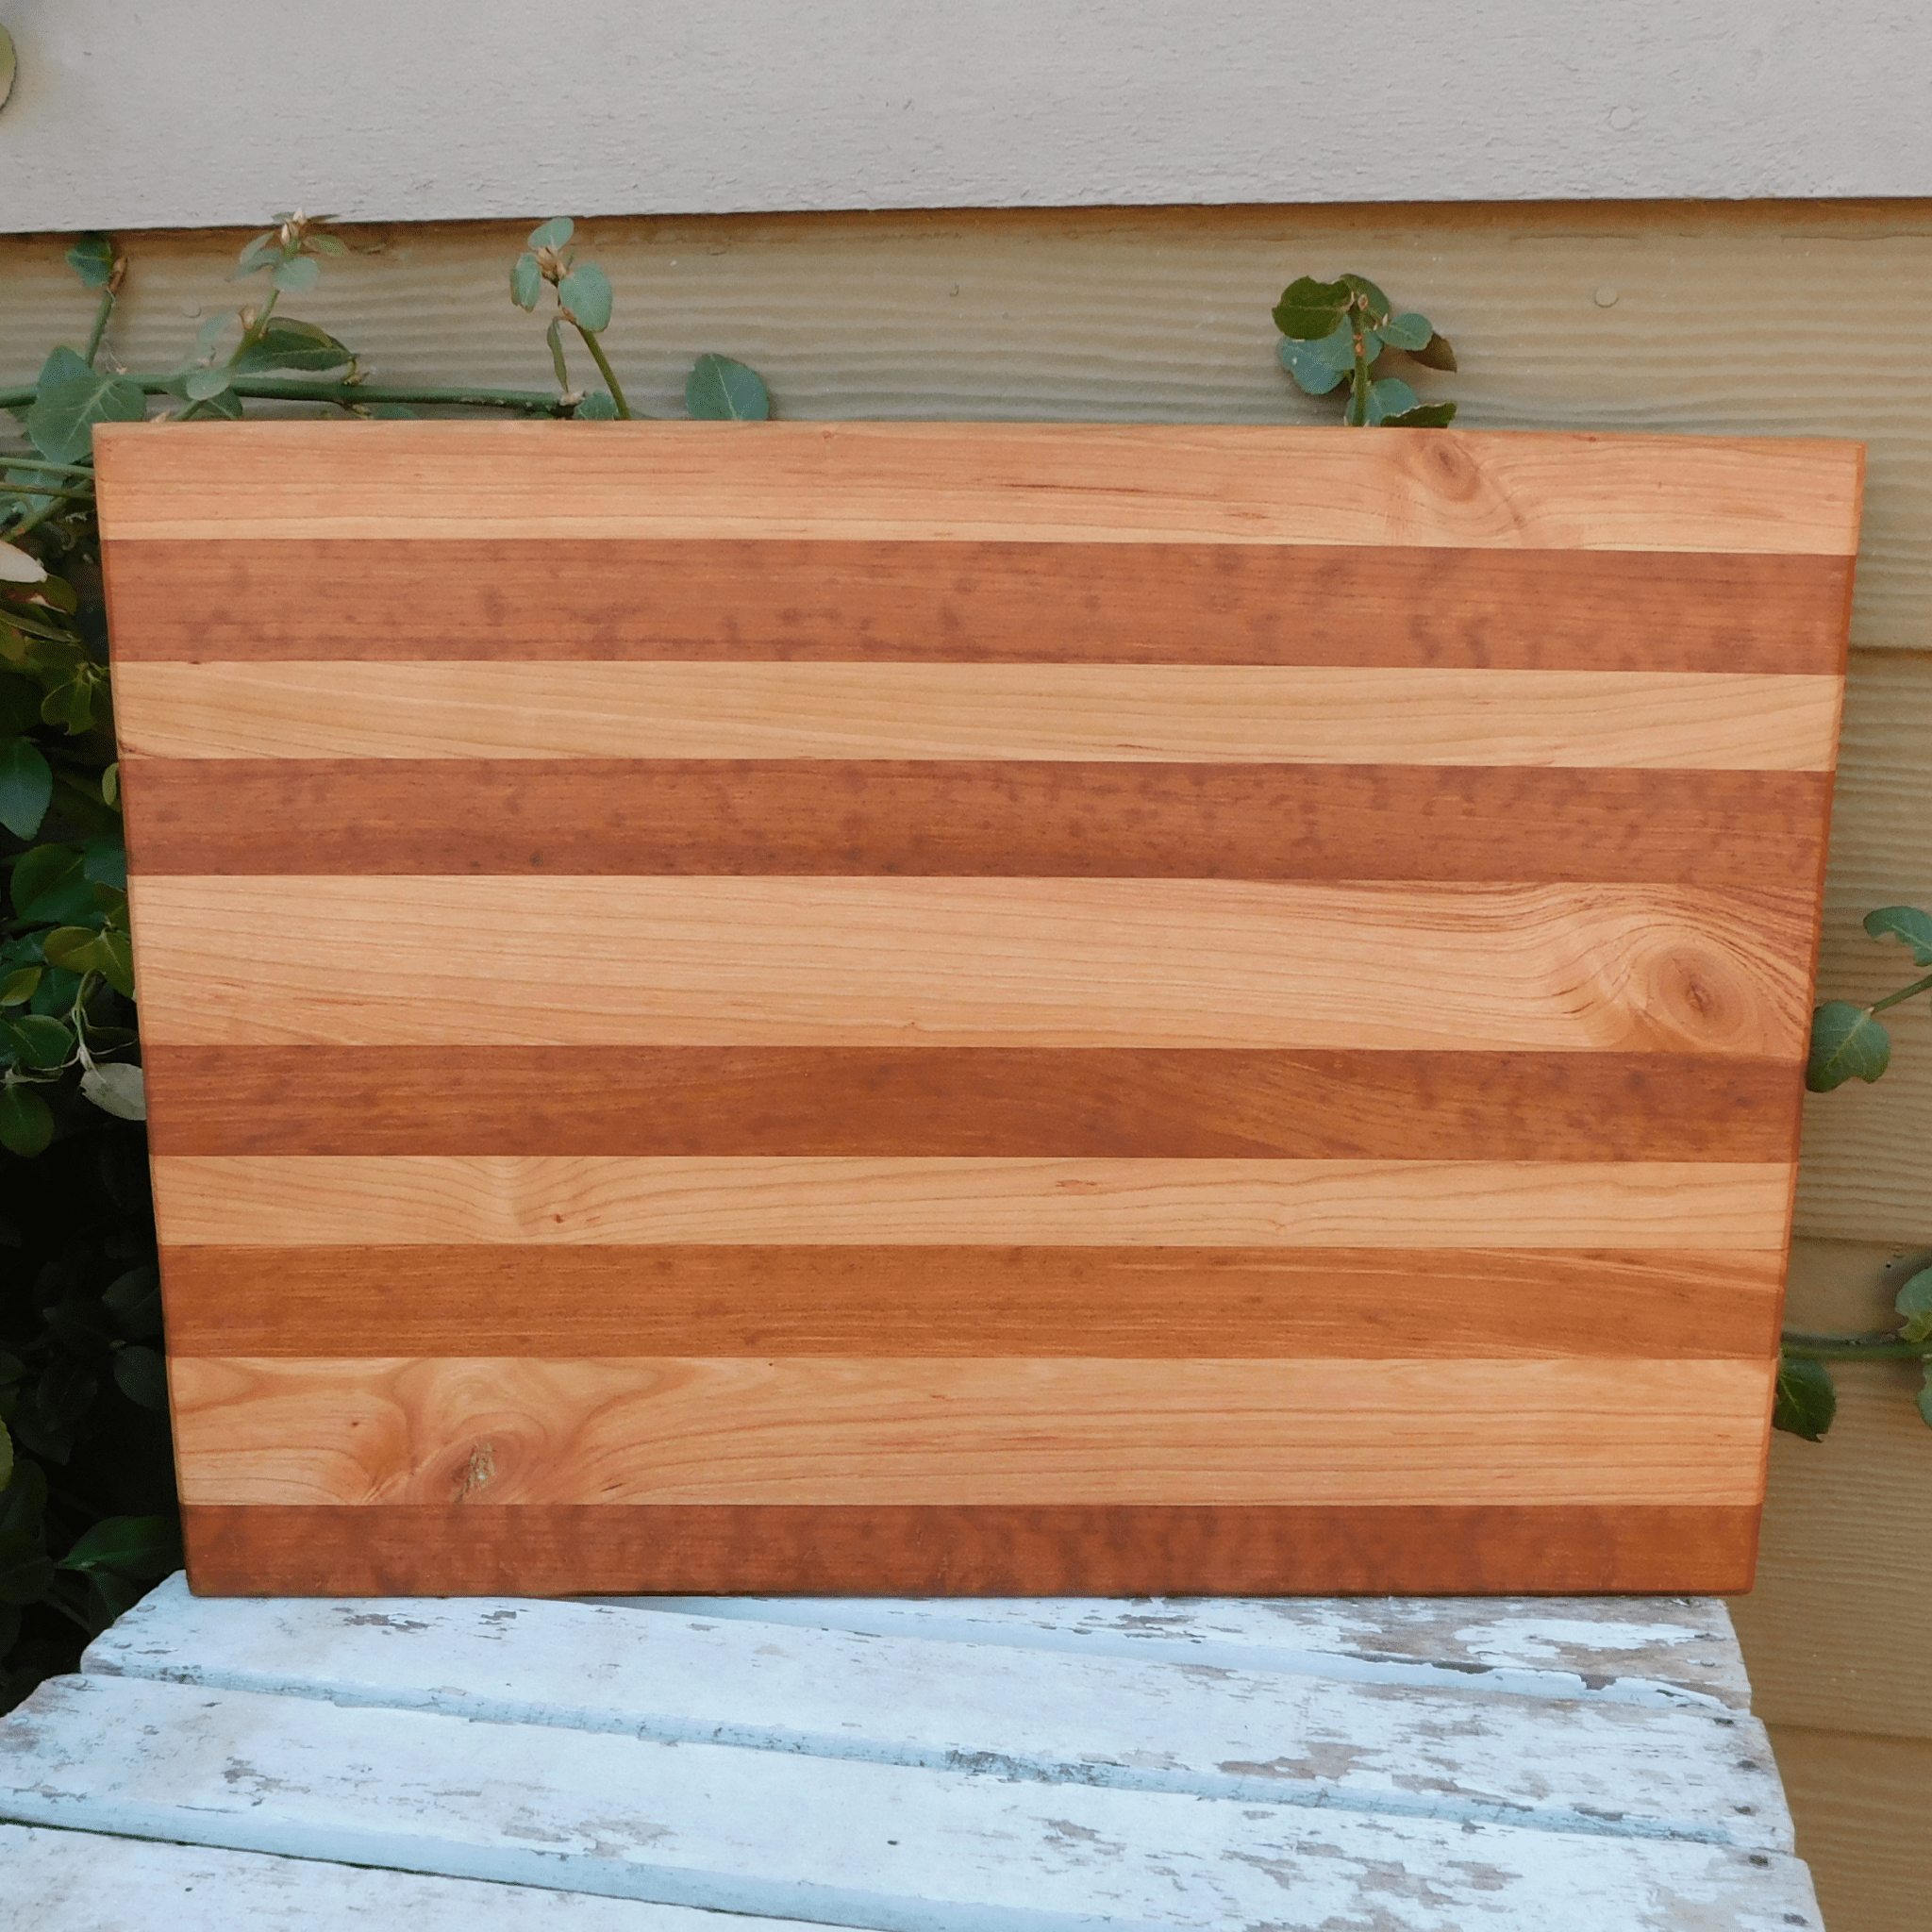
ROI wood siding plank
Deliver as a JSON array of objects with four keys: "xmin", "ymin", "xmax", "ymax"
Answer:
[
  {"xmin": 92, "ymin": 421, "xmax": 1866, "ymax": 554},
  {"xmin": 99, "ymin": 538, "xmax": 1857, "ymax": 674},
  {"xmin": 121, "ymin": 760, "xmax": 1832, "ymax": 885},
  {"xmin": 175, "ymin": 1501, "xmax": 1766, "ymax": 1595},
  {"xmin": 139, "ymin": 1046, "xmax": 1804, "ymax": 1160},
  {"xmin": 125, "ymin": 875, "xmax": 1816, "ymax": 1054},
  {"xmin": 155, "ymin": 1244, "xmax": 1787, "ymax": 1358},
  {"xmin": 109, "ymin": 661, "xmax": 1846, "ymax": 768},
  {"xmin": 148, "ymin": 1154, "xmax": 1795, "ymax": 1249},
  {"xmin": 166, "ymin": 1355, "xmax": 1773, "ymax": 1507}
]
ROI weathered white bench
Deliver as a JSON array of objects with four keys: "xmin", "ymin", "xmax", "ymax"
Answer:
[{"xmin": 1, "ymin": 1579, "xmax": 1821, "ymax": 1929}]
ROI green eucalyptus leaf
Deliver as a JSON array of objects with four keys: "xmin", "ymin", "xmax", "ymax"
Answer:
[
  {"xmin": 685, "ymin": 354, "xmax": 771, "ymax": 422},
  {"xmin": 1896, "ymin": 1268, "xmax": 1932, "ymax": 1345},
  {"xmin": 0, "ymin": 968, "xmax": 40, "ymax": 1007},
  {"xmin": 366, "ymin": 404, "xmax": 418, "ymax": 420},
  {"xmin": 40, "ymin": 676, "xmax": 94, "ymax": 735},
  {"xmin": 232, "ymin": 232, "xmax": 280, "ymax": 277},
  {"xmin": 82, "ymin": 839, "xmax": 127, "ymax": 890},
  {"xmin": 192, "ymin": 311, "xmax": 235, "ymax": 360},
  {"xmin": 1338, "ymin": 273, "xmax": 1391, "ymax": 320},
  {"xmin": 230, "ymin": 318, "xmax": 353, "ymax": 374},
  {"xmin": 41, "ymin": 926, "xmax": 104, "ymax": 972},
  {"xmin": 58, "ymin": 1513, "xmax": 179, "ymax": 1579},
  {"xmin": 184, "ymin": 368, "xmax": 233, "ymax": 402},
  {"xmin": 575, "ymin": 391, "xmax": 620, "ymax": 421},
  {"xmin": 527, "ymin": 217, "xmax": 575, "ymax": 251},
  {"xmin": 307, "ymin": 233, "xmax": 350, "ymax": 257},
  {"xmin": 269, "ymin": 256, "xmax": 321, "ymax": 294},
  {"xmin": 25, "ymin": 366, "xmax": 145, "ymax": 466},
  {"xmin": 1407, "ymin": 330, "xmax": 1458, "ymax": 372},
  {"xmin": 0, "ymin": 1083, "xmax": 53, "ymax": 1158},
  {"xmin": 0, "ymin": 1457, "xmax": 44, "ymax": 1537},
  {"xmin": 111, "ymin": 1346, "xmax": 169, "ymax": 1412},
  {"xmin": 1276, "ymin": 338, "xmax": 1347, "ymax": 396},
  {"xmin": 0, "ymin": 1529, "xmax": 54, "ymax": 1606},
  {"xmin": 65, "ymin": 234, "xmax": 117, "ymax": 292},
  {"xmin": 1379, "ymin": 311, "xmax": 1434, "ymax": 351},
  {"xmin": 1362, "ymin": 377, "xmax": 1422, "ymax": 425},
  {"xmin": 12, "ymin": 844, "xmax": 88, "ymax": 923},
  {"xmin": 510, "ymin": 253, "xmax": 544, "ymax": 310},
  {"xmin": 5, "ymin": 1014, "xmax": 72, "ymax": 1069},
  {"xmin": 35, "ymin": 346, "xmax": 92, "ymax": 391},
  {"xmin": 558, "ymin": 264, "xmax": 612, "ymax": 333},
  {"xmin": 43, "ymin": 1296, "xmax": 113, "ymax": 1356},
  {"xmin": 1307, "ymin": 323, "xmax": 1358, "ymax": 374},
  {"xmin": 29, "ymin": 575, "xmax": 78, "ymax": 616},
  {"xmin": 1772, "ymin": 1355, "xmax": 1837, "ymax": 1441},
  {"xmin": 1806, "ymin": 1000, "xmax": 1890, "ymax": 1091},
  {"xmin": 27, "ymin": 967, "xmax": 80, "ymax": 1019},
  {"xmin": 1864, "ymin": 905, "xmax": 1932, "ymax": 967},
  {"xmin": 103, "ymin": 1266, "xmax": 163, "ymax": 1341},
  {"xmin": 1919, "ymin": 1365, "xmax": 1932, "ymax": 1431},
  {"xmin": 544, "ymin": 317, "xmax": 572, "ymax": 391},
  {"xmin": 1384, "ymin": 402, "xmax": 1459, "ymax": 427},
  {"xmin": 95, "ymin": 930, "xmax": 135, "ymax": 998},
  {"xmin": 1271, "ymin": 275, "xmax": 1351, "ymax": 341},
  {"xmin": 0, "ymin": 737, "xmax": 52, "ymax": 840}
]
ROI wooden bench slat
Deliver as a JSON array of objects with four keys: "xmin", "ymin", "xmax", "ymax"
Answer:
[
  {"xmin": 83, "ymin": 1576, "xmax": 1789, "ymax": 1850},
  {"xmin": 0, "ymin": 1823, "xmax": 791, "ymax": 1931},
  {"xmin": 610, "ymin": 1590, "xmax": 1756, "ymax": 1709},
  {"xmin": 0, "ymin": 1672, "xmax": 1823, "ymax": 1932}
]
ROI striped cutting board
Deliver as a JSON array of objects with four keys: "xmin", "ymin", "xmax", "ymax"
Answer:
[{"xmin": 95, "ymin": 422, "xmax": 1860, "ymax": 1597}]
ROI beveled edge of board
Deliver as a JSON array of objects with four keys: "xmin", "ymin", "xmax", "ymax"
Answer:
[
  {"xmin": 93, "ymin": 423, "xmax": 1866, "ymax": 556},
  {"xmin": 178, "ymin": 1502, "xmax": 1762, "ymax": 1596}
]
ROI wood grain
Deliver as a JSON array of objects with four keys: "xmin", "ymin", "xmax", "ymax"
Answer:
[
  {"xmin": 126, "ymin": 875, "xmax": 1816, "ymax": 1054},
  {"xmin": 167, "ymin": 1356, "xmax": 1773, "ymax": 1507},
  {"xmin": 98, "ymin": 538, "xmax": 1857, "ymax": 674},
  {"xmin": 177, "ymin": 1500, "xmax": 1764, "ymax": 1595},
  {"xmin": 110, "ymin": 661, "xmax": 1845, "ymax": 768},
  {"xmin": 92, "ymin": 422, "xmax": 1866, "ymax": 554},
  {"xmin": 139, "ymin": 1046, "xmax": 1804, "ymax": 1160},
  {"xmin": 121, "ymin": 761, "xmax": 1832, "ymax": 886},
  {"xmin": 148, "ymin": 1154, "xmax": 1796, "ymax": 1249},
  {"xmin": 155, "ymin": 1245, "xmax": 1788, "ymax": 1358}
]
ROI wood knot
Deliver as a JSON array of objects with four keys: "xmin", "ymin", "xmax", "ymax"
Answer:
[{"xmin": 451, "ymin": 1439, "xmax": 496, "ymax": 1502}]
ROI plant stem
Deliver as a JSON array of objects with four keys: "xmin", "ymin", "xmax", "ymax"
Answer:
[
  {"xmin": 83, "ymin": 289, "xmax": 116, "ymax": 367},
  {"xmin": 1783, "ymin": 1333, "xmax": 1932, "ymax": 1361},
  {"xmin": 1870, "ymin": 970, "xmax": 1932, "ymax": 1017},
  {"xmin": 0, "ymin": 457, "xmax": 96, "ymax": 478},
  {"xmin": 3, "ymin": 483, "xmax": 95, "ymax": 504},
  {"xmin": 0, "ymin": 376, "xmax": 565, "ymax": 413},
  {"xmin": 575, "ymin": 327, "xmax": 632, "ymax": 418}
]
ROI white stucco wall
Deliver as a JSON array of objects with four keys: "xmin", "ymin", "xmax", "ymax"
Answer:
[{"xmin": 2, "ymin": 0, "xmax": 1928, "ymax": 233}]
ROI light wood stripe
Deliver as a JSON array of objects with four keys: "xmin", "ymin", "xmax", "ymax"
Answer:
[
  {"xmin": 126, "ymin": 876, "xmax": 1814, "ymax": 1053},
  {"xmin": 110, "ymin": 662, "xmax": 1845, "ymax": 768},
  {"xmin": 166, "ymin": 1355, "xmax": 1775, "ymax": 1507},
  {"xmin": 140, "ymin": 1046, "xmax": 1804, "ymax": 1161},
  {"xmin": 93, "ymin": 422, "xmax": 1865, "ymax": 554},
  {"xmin": 120, "ymin": 762, "xmax": 1833, "ymax": 886},
  {"xmin": 96, "ymin": 539, "xmax": 1857, "ymax": 674},
  {"xmin": 157, "ymin": 1246, "xmax": 1789, "ymax": 1358},
  {"xmin": 149, "ymin": 1156, "xmax": 1795, "ymax": 1248},
  {"xmin": 177, "ymin": 1502, "xmax": 1764, "ymax": 1597}
]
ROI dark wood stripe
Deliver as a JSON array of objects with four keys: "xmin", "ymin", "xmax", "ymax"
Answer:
[
  {"xmin": 179, "ymin": 1502, "xmax": 1761, "ymax": 1595},
  {"xmin": 157, "ymin": 1245, "xmax": 1784, "ymax": 1358},
  {"xmin": 142, "ymin": 1048, "xmax": 1803, "ymax": 1160},
  {"xmin": 107, "ymin": 540, "xmax": 1851, "ymax": 675},
  {"xmin": 121, "ymin": 760, "xmax": 1830, "ymax": 886}
]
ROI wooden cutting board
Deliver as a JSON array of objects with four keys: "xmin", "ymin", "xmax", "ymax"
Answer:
[{"xmin": 95, "ymin": 422, "xmax": 1860, "ymax": 1597}]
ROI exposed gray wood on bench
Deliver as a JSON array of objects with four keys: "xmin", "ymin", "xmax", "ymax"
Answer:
[
  {"xmin": 1, "ymin": 1824, "xmax": 792, "ymax": 1931},
  {"xmin": 86, "ymin": 1577, "xmax": 1789, "ymax": 1850},
  {"xmin": 0, "ymin": 1672, "xmax": 1823, "ymax": 1932},
  {"xmin": 610, "ymin": 1592, "xmax": 1753, "ymax": 1710}
]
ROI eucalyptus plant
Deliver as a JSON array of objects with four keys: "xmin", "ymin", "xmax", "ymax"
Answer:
[
  {"xmin": 0, "ymin": 214, "xmax": 779, "ymax": 1712},
  {"xmin": 1784, "ymin": 907, "xmax": 1932, "ymax": 1440},
  {"xmin": 1272, "ymin": 274, "xmax": 1457, "ymax": 425}
]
